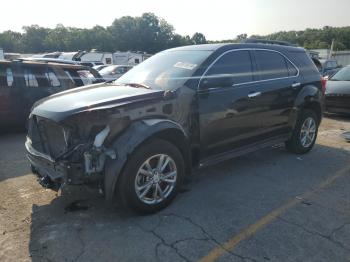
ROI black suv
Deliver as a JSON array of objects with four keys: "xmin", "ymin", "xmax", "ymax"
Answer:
[{"xmin": 26, "ymin": 42, "xmax": 324, "ymax": 213}]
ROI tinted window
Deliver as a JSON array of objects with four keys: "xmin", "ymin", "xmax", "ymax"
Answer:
[
  {"xmin": 77, "ymin": 70, "xmax": 96, "ymax": 85},
  {"xmin": 24, "ymin": 68, "xmax": 39, "ymax": 87},
  {"xmin": 64, "ymin": 69, "xmax": 84, "ymax": 87},
  {"xmin": 205, "ymin": 50, "xmax": 253, "ymax": 85},
  {"xmin": 255, "ymin": 50, "xmax": 289, "ymax": 80},
  {"xmin": 0, "ymin": 66, "xmax": 14, "ymax": 87},
  {"xmin": 45, "ymin": 69, "xmax": 61, "ymax": 87},
  {"xmin": 286, "ymin": 60, "xmax": 298, "ymax": 76}
]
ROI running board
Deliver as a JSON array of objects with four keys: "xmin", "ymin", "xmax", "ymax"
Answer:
[{"xmin": 198, "ymin": 135, "xmax": 289, "ymax": 168}]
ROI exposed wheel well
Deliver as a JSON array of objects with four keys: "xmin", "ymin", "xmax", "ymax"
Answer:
[
  {"xmin": 303, "ymin": 102, "xmax": 322, "ymax": 124},
  {"xmin": 151, "ymin": 128, "xmax": 193, "ymax": 176}
]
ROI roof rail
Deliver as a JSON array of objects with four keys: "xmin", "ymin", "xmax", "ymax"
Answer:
[{"xmin": 244, "ymin": 39, "xmax": 297, "ymax": 47}]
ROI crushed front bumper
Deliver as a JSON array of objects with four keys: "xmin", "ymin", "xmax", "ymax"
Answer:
[{"xmin": 25, "ymin": 138, "xmax": 85, "ymax": 189}]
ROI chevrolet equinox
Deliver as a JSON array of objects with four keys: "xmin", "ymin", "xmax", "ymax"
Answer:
[{"xmin": 26, "ymin": 41, "xmax": 324, "ymax": 213}]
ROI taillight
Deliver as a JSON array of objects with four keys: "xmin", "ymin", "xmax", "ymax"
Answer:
[{"xmin": 321, "ymin": 77, "xmax": 327, "ymax": 94}]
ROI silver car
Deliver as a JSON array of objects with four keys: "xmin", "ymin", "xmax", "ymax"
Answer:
[{"xmin": 99, "ymin": 65, "xmax": 133, "ymax": 81}]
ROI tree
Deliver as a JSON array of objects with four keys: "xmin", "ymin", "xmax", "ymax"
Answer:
[{"xmin": 191, "ymin": 32, "xmax": 207, "ymax": 45}]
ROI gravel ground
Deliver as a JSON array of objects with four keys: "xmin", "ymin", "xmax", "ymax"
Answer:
[{"xmin": 0, "ymin": 115, "xmax": 350, "ymax": 262}]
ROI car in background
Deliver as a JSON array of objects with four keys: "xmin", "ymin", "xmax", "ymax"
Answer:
[
  {"xmin": 93, "ymin": 65, "xmax": 108, "ymax": 71},
  {"xmin": 325, "ymin": 65, "xmax": 350, "ymax": 115},
  {"xmin": 99, "ymin": 65, "xmax": 133, "ymax": 81},
  {"xmin": 319, "ymin": 59, "xmax": 341, "ymax": 77},
  {"xmin": 79, "ymin": 61, "xmax": 105, "ymax": 67},
  {"xmin": 0, "ymin": 60, "xmax": 104, "ymax": 128}
]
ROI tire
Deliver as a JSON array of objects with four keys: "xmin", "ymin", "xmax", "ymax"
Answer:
[
  {"xmin": 285, "ymin": 109, "xmax": 319, "ymax": 154},
  {"xmin": 117, "ymin": 139, "xmax": 185, "ymax": 214}
]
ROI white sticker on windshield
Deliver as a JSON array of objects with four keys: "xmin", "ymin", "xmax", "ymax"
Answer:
[{"xmin": 174, "ymin": 62, "xmax": 197, "ymax": 70}]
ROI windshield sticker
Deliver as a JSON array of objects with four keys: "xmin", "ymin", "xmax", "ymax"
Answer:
[{"xmin": 174, "ymin": 62, "xmax": 197, "ymax": 70}]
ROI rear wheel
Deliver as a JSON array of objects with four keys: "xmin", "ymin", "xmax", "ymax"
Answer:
[
  {"xmin": 117, "ymin": 139, "xmax": 185, "ymax": 214},
  {"xmin": 285, "ymin": 109, "xmax": 319, "ymax": 154}
]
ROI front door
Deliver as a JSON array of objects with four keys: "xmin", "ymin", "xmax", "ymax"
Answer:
[{"xmin": 198, "ymin": 49, "xmax": 267, "ymax": 157}]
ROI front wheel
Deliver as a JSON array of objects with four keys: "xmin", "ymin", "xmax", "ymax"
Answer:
[
  {"xmin": 117, "ymin": 139, "xmax": 185, "ymax": 214},
  {"xmin": 285, "ymin": 109, "xmax": 319, "ymax": 154}
]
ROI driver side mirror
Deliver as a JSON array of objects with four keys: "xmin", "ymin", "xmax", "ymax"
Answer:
[{"xmin": 200, "ymin": 76, "xmax": 233, "ymax": 89}]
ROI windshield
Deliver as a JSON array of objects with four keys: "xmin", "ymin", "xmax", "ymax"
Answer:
[
  {"xmin": 115, "ymin": 50, "xmax": 212, "ymax": 90},
  {"xmin": 330, "ymin": 66, "xmax": 350, "ymax": 81}
]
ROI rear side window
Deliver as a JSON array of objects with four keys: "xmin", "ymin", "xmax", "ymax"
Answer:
[
  {"xmin": 64, "ymin": 69, "xmax": 84, "ymax": 87},
  {"xmin": 206, "ymin": 50, "xmax": 253, "ymax": 85},
  {"xmin": 0, "ymin": 66, "xmax": 14, "ymax": 87},
  {"xmin": 24, "ymin": 68, "xmax": 39, "ymax": 87},
  {"xmin": 255, "ymin": 50, "xmax": 292, "ymax": 80},
  {"xmin": 45, "ymin": 69, "xmax": 61, "ymax": 87},
  {"xmin": 289, "ymin": 51, "xmax": 319, "ymax": 76}
]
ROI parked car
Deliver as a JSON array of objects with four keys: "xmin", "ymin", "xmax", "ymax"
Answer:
[
  {"xmin": 26, "ymin": 42, "xmax": 324, "ymax": 213},
  {"xmin": 79, "ymin": 61, "xmax": 105, "ymax": 67},
  {"xmin": 0, "ymin": 60, "xmax": 103, "ymax": 128},
  {"xmin": 325, "ymin": 65, "xmax": 350, "ymax": 114},
  {"xmin": 319, "ymin": 59, "xmax": 341, "ymax": 77},
  {"xmin": 93, "ymin": 65, "xmax": 108, "ymax": 71},
  {"xmin": 99, "ymin": 65, "xmax": 133, "ymax": 81}
]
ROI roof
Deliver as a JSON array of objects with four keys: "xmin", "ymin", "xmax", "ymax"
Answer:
[
  {"xmin": 166, "ymin": 42, "xmax": 304, "ymax": 53},
  {"xmin": 0, "ymin": 59, "xmax": 90, "ymax": 69}
]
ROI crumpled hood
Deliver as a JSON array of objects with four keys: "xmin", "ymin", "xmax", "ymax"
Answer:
[
  {"xmin": 325, "ymin": 80, "xmax": 350, "ymax": 95},
  {"xmin": 31, "ymin": 83, "xmax": 164, "ymax": 122}
]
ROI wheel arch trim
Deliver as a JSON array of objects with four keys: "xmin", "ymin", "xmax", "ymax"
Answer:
[{"xmin": 104, "ymin": 119, "xmax": 189, "ymax": 200}]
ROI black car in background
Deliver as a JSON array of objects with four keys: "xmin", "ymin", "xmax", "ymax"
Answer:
[
  {"xmin": 26, "ymin": 42, "xmax": 324, "ymax": 213},
  {"xmin": 325, "ymin": 65, "xmax": 350, "ymax": 114},
  {"xmin": 0, "ymin": 60, "xmax": 103, "ymax": 128}
]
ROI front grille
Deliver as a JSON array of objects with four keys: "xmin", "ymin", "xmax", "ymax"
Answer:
[{"xmin": 28, "ymin": 116, "xmax": 67, "ymax": 159}]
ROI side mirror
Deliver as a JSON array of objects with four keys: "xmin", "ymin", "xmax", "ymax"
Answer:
[{"xmin": 200, "ymin": 76, "xmax": 233, "ymax": 89}]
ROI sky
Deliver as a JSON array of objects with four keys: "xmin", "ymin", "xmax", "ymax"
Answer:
[{"xmin": 1, "ymin": 0, "xmax": 349, "ymax": 40}]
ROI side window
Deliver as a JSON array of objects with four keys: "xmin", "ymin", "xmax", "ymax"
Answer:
[
  {"xmin": 64, "ymin": 69, "xmax": 84, "ymax": 87},
  {"xmin": 45, "ymin": 69, "xmax": 61, "ymax": 87},
  {"xmin": 255, "ymin": 50, "xmax": 290, "ymax": 80},
  {"xmin": 6, "ymin": 68, "xmax": 14, "ymax": 87},
  {"xmin": 205, "ymin": 50, "xmax": 253, "ymax": 85},
  {"xmin": 24, "ymin": 68, "xmax": 39, "ymax": 87},
  {"xmin": 286, "ymin": 60, "xmax": 298, "ymax": 77},
  {"xmin": 0, "ymin": 66, "xmax": 14, "ymax": 87}
]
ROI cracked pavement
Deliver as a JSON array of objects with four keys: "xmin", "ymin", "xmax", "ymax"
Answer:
[{"xmin": 1, "ymin": 115, "xmax": 350, "ymax": 262}]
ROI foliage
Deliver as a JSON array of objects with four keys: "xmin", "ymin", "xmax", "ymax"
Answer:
[
  {"xmin": 0, "ymin": 13, "xmax": 206, "ymax": 54},
  {"xmin": 212, "ymin": 26, "xmax": 350, "ymax": 51},
  {"xmin": 1, "ymin": 14, "xmax": 350, "ymax": 54}
]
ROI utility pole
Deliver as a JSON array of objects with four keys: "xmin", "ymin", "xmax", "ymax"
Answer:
[{"xmin": 329, "ymin": 39, "xmax": 335, "ymax": 59}]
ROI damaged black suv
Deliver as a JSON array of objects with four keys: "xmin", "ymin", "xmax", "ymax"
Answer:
[{"xmin": 26, "ymin": 42, "xmax": 324, "ymax": 213}]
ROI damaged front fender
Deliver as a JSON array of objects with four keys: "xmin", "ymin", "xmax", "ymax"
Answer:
[{"xmin": 104, "ymin": 119, "xmax": 188, "ymax": 200}]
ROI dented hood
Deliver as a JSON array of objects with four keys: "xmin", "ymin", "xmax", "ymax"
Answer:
[{"xmin": 31, "ymin": 83, "xmax": 164, "ymax": 122}]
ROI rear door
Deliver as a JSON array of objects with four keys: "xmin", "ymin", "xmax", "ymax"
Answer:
[
  {"xmin": 0, "ymin": 64, "xmax": 22, "ymax": 124},
  {"xmin": 252, "ymin": 49, "xmax": 300, "ymax": 137},
  {"xmin": 19, "ymin": 64, "xmax": 55, "ymax": 119}
]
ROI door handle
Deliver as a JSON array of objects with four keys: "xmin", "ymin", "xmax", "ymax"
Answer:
[
  {"xmin": 292, "ymin": 82, "xmax": 301, "ymax": 88},
  {"xmin": 248, "ymin": 91, "xmax": 262, "ymax": 98}
]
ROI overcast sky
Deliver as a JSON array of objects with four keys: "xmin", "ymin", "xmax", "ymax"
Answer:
[{"xmin": 1, "ymin": 0, "xmax": 349, "ymax": 40}]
